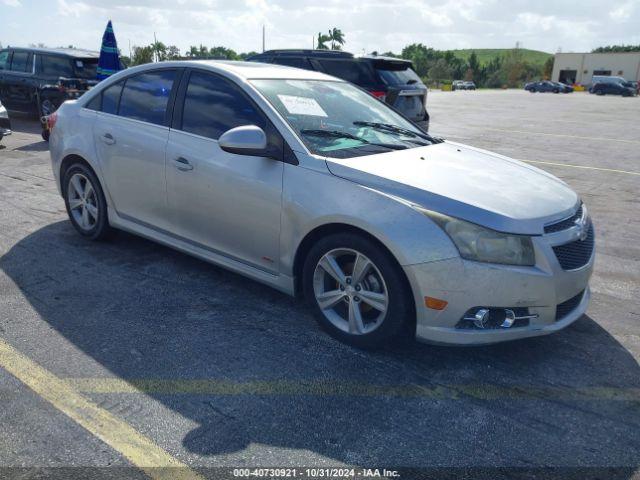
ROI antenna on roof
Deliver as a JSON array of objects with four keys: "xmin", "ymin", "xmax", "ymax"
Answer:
[{"xmin": 262, "ymin": 25, "xmax": 265, "ymax": 53}]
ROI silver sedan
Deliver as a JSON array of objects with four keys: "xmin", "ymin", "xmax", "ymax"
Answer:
[{"xmin": 49, "ymin": 61, "xmax": 594, "ymax": 348}]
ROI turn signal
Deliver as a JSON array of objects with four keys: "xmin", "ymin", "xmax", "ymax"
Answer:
[{"xmin": 425, "ymin": 297, "xmax": 448, "ymax": 310}]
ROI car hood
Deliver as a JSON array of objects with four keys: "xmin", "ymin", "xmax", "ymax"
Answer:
[{"xmin": 324, "ymin": 141, "xmax": 579, "ymax": 235}]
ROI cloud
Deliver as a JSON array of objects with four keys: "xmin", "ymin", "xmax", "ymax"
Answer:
[{"xmin": 3, "ymin": 0, "xmax": 640, "ymax": 55}]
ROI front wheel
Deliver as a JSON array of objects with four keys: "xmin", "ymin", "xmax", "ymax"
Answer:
[
  {"xmin": 303, "ymin": 233, "xmax": 413, "ymax": 349},
  {"xmin": 38, "ymin": 97, "xmax": 59, "ymax": 118},
  {"xmin": 62, "ymin": 163, "xmax": 114, "ymax": 240}
]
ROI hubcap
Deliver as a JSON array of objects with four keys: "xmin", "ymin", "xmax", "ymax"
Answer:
[
  {"xmin": 313, "ymin": 248, "xmax": 388, "ymax": 335},
  {"xmin": 67, "ymin": 173, "xmax": 98, "ymax": 231}
]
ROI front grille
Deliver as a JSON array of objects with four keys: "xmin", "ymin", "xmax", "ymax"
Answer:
[
  {"xmin": 544, "ymin": 204, "xmax": 583, "ymax": 233},
  {"xmin": 552, "ymin": 223, "xmax": 594, "ymax": 270},
  {"xmin": 555, "ymin": 290, "xmax": 585, "ymax": 321}
]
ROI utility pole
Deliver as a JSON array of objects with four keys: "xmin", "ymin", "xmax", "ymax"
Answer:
[
  {"xmin": 262, "ymin": 25, "xmax": 265, "ymax": 53},
  {"xmin": 153, "ymin": 32, "xmax": 158, "ymax": 62}
]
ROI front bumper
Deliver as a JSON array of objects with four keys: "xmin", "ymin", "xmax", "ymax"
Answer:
[
  {"xmin": 404, "ymin": 228, "xmax": 595, "ymax": 345},
  {"xmin": 0, "ymin": 121, "xmax": 11, "ymax": 137}
]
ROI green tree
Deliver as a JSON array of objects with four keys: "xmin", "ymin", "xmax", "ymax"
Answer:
[
  {"xmin": 468, "ymin": 52, "xmax": 479, "ymax": 79},
  {"xmin": 151, "ymin": 41, "xmax": 167, "ymax": 62},
  {"xmin": 167, "ymin": 45, "xmax": 181, "ymax": 60},
  {"xmin": 131, "ymin": 45, "xmax": 153, "ymax": 66},
  {"xmin": 316, "ymin": 32, "xmax": 331, "ymax": 49},
  {"xmin": 428, "ymin": 58, "xmax": 453, "ymax": 82},
  {"xmin": 543, "ymin": 56, "xmax": 554, "ymax": 79},
  {"xmin": 329, "ymin": 27, "xmax": 345, "ymax": 50}
]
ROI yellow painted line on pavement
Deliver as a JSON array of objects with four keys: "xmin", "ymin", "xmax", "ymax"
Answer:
[
  {"xmin": 67, "ymin": 378, "xmax": 640, "ymax": 402},
  {"xmin": 483, "ymin": 127, "xmax": 640, "ymax": 145},
  {"xmin": 0, "ymin": 339, "xmax": 204, "ymax": 480},
  {"xmin": 519, "ymin": 159, "xmax": 640, "ymax": 176}
]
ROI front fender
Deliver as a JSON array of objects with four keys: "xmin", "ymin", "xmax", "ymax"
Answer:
[{"xmin": 280, "ymin": 162, "xmax": 459, "ymax": 276}]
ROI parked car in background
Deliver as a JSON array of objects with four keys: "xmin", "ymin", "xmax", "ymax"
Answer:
[
  {"xmin": 49, "ymin": 61, "xmax": 594, "ymax": 348},
  {"xmin": 463, "ymin": 81, "xmax": 476, "ymax": 90},
  {"xmin": 552, "ymin": 81, "xmax": 574, "ymax": 93},
  {"xmin": 0, "ymin": 99, "xmax": 11, "ymax": 143},
  {"xmin": 525, "ymin": 81, "xmax": 562, "ymax": 93},
  {"xmin": 589, "ymin": 81, "xmax": 637, "ymax": 97},
  {"xmin": 623, "ymin": 80, "xmax": 639, "ymax": 94},
  {"xmin": 247, "ymin": 50, "xmax": 430, "ymax": 131},
  {"xmin": 591, "ymin": 75, "xmax": 626, "ymax": 87},
  {"xmin": 0, "ymin": 47, "xmax": 102, "ymax": 117},
  {"xmin": 452, "ymin": 80, "xmax": 465, "ymax": 90}
]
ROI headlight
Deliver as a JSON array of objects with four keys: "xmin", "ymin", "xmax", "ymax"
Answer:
[{"xmin": 418, "ymin": 208, "xmax": 535, "ymax": 266}]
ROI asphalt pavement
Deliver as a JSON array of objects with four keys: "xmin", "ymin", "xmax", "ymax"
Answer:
[{"xmin": 0, "ymin": 90, "xmax": 638, "ymax": 480}]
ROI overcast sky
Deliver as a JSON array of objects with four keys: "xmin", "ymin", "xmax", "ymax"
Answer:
[{"xmin": 1, "ymin": 0, "xmax": 639, "ymax": 56}]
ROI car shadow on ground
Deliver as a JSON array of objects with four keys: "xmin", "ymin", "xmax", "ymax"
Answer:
[{"xmin": 1, "ymin": 220, "xmax": 638, "ymax": 478}]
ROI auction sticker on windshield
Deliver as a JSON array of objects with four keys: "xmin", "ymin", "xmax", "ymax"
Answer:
[{"xmin": 277, "ymin": 95, "xmax": 328, "ymax": 117}]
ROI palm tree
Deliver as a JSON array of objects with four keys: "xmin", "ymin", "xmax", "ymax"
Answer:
[
  {"xmin": 329, "ymin": 28, "xmax": 345, "ymax": 50},
  {"xmin": 316, "ymin": 32, "xmax": 331, "ymax": 50}
]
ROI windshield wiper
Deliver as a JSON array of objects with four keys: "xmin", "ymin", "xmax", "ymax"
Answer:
[
  {"xmin": 300, "ymin": 129, "xmax": 407, "ymax": 150},
  {"xmin": 353, "ymin": 121, "xmax": 442, "ymax": 143}
]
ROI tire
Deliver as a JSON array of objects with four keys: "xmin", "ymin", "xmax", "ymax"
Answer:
[
  {"xmin": 553, "ymin": 89, "xmax": 559, "ymax": 93},
  {"xmin": 41, "ymin": 129, "xmax": 50, "ymax": 142},
  {"xmin": 38, "ymin": 96, "xmax": 59, "ymax": 118},
  {"xmin": 595, "ymin": 89, "xmax": 604, "ymax": 96},
  {"xmin": 302, "ymin": 232, "xmax": 413, "ymax": 349},
  {"xmin": 62, "ymin": 162, "xmax": 114, "ymax": 241}
]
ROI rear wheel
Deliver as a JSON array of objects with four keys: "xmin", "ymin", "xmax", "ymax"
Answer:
[
  {"xmin": 303, "ymin": 233, "xmax": 413, "ymax": 349},
  {"xmin": 595, "ymin": 89, "xmax": 604, "ymax": 96},
  {"xmin": 62, "ymin": 163, "xmax": 114, "ymax": 240}
]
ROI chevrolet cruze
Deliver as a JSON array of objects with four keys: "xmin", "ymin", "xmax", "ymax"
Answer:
[{"xmin": 49, "ymin": 61, "xmax": 595, "ymax": 348}]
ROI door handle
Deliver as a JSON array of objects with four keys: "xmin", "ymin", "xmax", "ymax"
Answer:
[
  {"xmin": 101, "ymin": 133, "xmax": 115, "ymax": 145},
  {"xmin": 173, "ymin": 157, "xmax": 193, "ymax": 171}
]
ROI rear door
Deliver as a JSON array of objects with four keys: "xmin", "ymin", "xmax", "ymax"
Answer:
[
  {"xmin": 165, "ymin": 69, "xmax": 284, "ymax": 272},
  {"xmin": 92, "ymin": 69, "xmax": 181, "ymax": 231},
  {"xmin": 1, "ymin": 50, "xmax": 35, "ymax": 111}
]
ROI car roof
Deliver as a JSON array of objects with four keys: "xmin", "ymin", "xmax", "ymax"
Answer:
[
  {"xmin": 358, "ymin": 55, "xmax": 411, "ymax": 64},
  {"xmin": 123, "ymin": 60, "xmax": 340, "ymax": 82},
  {"xmin": 255, "ymin": 49, "xmax": 354, "ymax": 59},
  {"xmin": 4, "ymin": 46, "xmax": 99, "ymax": 58}
]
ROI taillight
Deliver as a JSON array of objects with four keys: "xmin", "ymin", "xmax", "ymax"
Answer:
[
  {"xmin": 47, "ymin": 112, "xmax": 58, "ymax": 130},
  {"xmin": 369, "ymin": 90, "xmax": 387, "ymax": 102}
]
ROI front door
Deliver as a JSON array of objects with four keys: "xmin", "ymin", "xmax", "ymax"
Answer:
[{"xmin": 165, "ymin": 69, "xmax": 284, "ymax": 273}]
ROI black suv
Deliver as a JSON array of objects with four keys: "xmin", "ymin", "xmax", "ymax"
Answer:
[
  {"xmin": 247, "ymin": 50, "xmax": 429, "ymax": 131},
  {"xmin": 0, "ymin": 47, "xmax": 101, "ymax": 117}
]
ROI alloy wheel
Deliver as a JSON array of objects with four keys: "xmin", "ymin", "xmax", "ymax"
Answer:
[
  {"xmin": 312, "ymin": 248, "xmax": 389, "ymax": 335},
  {"xmin": 67, "ymin": 173, "xmax": 98, "ymax": 231}
]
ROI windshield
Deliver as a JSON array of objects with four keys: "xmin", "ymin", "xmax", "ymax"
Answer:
[{"xmin": 251, "ymin": 79, "xmax": 433, "ymax": 159}]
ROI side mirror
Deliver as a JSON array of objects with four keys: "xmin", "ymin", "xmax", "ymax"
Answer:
[{"xmin": 218, "ymin": 125, "xmax": 268, "ymax": 157}]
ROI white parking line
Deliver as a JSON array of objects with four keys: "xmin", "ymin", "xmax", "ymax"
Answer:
[
  {"xmin": 483, "ymin": 127, "xmax": 640, "ymax": 145},
  {"xmin": 519, "ymin": 159, "xmax": 640, "ymax": 176}
]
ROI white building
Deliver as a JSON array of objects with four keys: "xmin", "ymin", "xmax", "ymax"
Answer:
[{"xmin": 551, "ymin": 52, "xmax": 640, "ymax": 85}]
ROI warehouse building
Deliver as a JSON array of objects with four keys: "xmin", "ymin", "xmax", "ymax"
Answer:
[{"xmin": 551, "ymin": 52, "xmax": 640, "ymax": 86}]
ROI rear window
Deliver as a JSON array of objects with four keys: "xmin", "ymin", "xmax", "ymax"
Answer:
[
  {"xmin": 73, "ymin": 58, "xmax": 98, "ymax": 79},
  {"xmin": 316, "ymin": 59, "xmax": 377, "ymax": 86},
  {"xmin": 118, "ymin": 70, "xmax": 176, "ymax": 126},
  {"xmin": 10, "ymin": 52, "xmax": 31, "ymax": 73},
  {"xmin": 273, "ymin": 56, "xmax": 313, "ymax": 70},
  {"xmin": 375, "ymin": 64, "xmax": 422, "ymax": 86},
  {"xmin": 0, "ymin": 50, "xmax": 9, "ymax": 70},
  {"xmin": 41, "ymin": 55, "xmax": 73, "ymax": 77}
]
